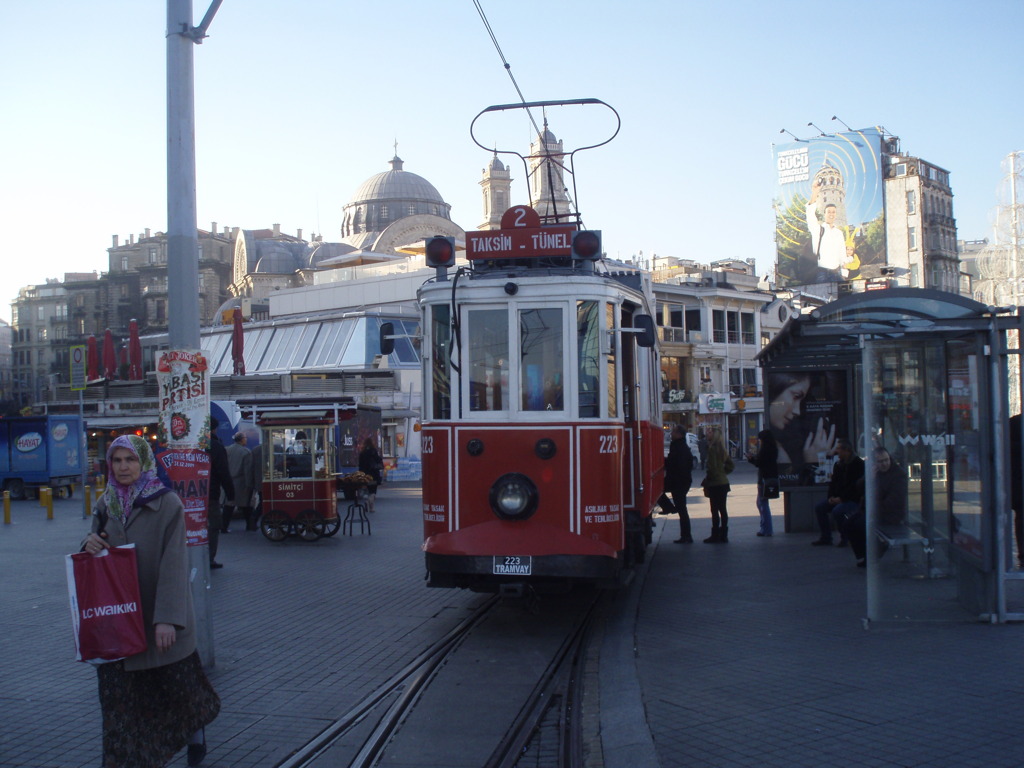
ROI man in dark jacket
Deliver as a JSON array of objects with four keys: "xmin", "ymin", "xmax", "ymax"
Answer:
[
  {"xmin": 811, "ymin": 438, "xmax": 864, "ymax": 546},
  {"xmin": 658, "ymin": 424, "xmax": 697, "ymax": 543},
  {"xmin": 845, "ymin": 447, "xmax": 908, "ymax": 566},
  {"xmin": 206, "ymin": 417, "xmax": 234, "ymax": 569}
]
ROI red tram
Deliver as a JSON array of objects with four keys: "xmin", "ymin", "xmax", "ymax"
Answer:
[{"xmin": 409, "ymin": 203, "xmax": 663, "ymax": 592}]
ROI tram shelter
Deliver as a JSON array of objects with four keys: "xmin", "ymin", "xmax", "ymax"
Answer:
[{"xmin": 759, "ymin": 288, "xmax": 1024, "ymax": 623}]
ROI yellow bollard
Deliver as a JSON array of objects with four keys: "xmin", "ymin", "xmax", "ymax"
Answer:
[
  {"xmin": 44, "ymin": 487, "xmax": 54, "ymax": 520},
  {"xmin": 84, "ymin": 485, "xmax": 92, "ymax": 520},
  {"xmin": 3, "ymin": 491, "xmax": 9, "ymax": 524},
  {"xmin": 39, "ymin": 487, "xmax": 48, "ymax": 508}
]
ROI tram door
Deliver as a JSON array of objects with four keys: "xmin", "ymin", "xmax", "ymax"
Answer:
[{"xmin": 864, "ymin": 336, "xmax": 987, "ymax": 622}]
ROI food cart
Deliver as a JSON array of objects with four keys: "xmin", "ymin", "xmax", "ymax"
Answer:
[{"xmin": 255, "ymin": 405, "xmax": 341, "ymax": 542}]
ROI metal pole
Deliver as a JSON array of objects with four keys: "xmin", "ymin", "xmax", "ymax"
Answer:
[
  {"xmin": 80, "ymin": 390, "xmax": 88, "ymax": 519},
  {"xmin": 167, "ymin": 0, "xmax": 212, "ymax": 665}
]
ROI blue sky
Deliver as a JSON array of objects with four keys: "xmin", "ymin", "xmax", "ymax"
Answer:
[{"xmin": 2, "ymin": 0, "xmax": 1021, "ymax": 324}]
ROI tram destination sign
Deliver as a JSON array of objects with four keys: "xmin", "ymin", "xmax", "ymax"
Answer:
[{"xmin": 465, "ymin": 226, "xmax": 576, "ymax": 260}]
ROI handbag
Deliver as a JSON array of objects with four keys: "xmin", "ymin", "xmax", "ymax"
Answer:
[
  {"xmin": 65, "ymin": 544, "xmax": 147, "ymax": 665},
  {"xmin": 761, "ymin": 477, "xmax": 780, "ymax": 499}
]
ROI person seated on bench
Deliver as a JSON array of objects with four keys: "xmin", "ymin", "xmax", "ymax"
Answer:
[
  {"xmin": 843, "ymin": 447, "xmax": 908, "ymax": 567},
  {"xmin": 811, "ymin": 439, "xmax": 865, "ymax": 547}
]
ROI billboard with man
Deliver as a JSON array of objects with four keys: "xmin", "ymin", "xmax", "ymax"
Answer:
[{"xmin": 773, "ymin": 128, "xmax": 886, "ymax": 289}]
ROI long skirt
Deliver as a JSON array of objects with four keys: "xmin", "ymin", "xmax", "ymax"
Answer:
[{"xmin": 98, "ymin": 650, "xmax": 220, "ymax": 768}]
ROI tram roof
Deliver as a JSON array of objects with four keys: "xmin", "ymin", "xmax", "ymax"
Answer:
[{"xmin": 757, "ymin": 288, "xmax": 997, "ymax": 370}]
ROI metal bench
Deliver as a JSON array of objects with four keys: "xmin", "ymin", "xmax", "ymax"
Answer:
[{"xmin": 877, "ymin": 524, "xmax": 933, "ymax": 561}]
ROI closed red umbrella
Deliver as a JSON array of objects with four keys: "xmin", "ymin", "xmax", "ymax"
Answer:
[
  {"xmin": 128, "ymin": 319, "xmax": 143, "ymax": 380},
  {"xmin": 102, "ymin": 328, "xmax": 117, "ymax": 380},
  {"xmin": 86, "ymin": 335, "xmax": 99, "ymax": 380},
  {"xmin": 231, "ymin": 308, "xmax": 245, "ymax": 376}
]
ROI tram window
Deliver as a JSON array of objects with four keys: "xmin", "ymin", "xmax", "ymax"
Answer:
[
  {"xmin": 520, "ymin": 308, "xmax": 564, "ymax": 412},
  {"xmin": 468, "ymin": 309, "xmax": 509, "ymax": 412},
  {"xmin": 605, "ymin": 303, "xmax": 618, "ymax": 418},
  {"xmin": 577, "ymin": 301, "xmax": 600, "ymax": 417},
  {"xmin": 431, "ymin": 305, "xmax": 451, "ymax": 419}
]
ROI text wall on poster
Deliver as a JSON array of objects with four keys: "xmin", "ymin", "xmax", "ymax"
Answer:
[
  {"xmin": 766, "ymin": 369, "xmax": 848, "ymax": 487},
  {"xmin": 156, "ymin": 350, "xmax": 211, "ymax": 546},
  {"xmin": 772, "ymin": 128, "xmax": 885, "ymax": 289}
]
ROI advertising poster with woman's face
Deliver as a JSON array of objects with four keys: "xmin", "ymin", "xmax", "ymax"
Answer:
[{"xmin": 767, "ymin": 370, "xmax": 847, "ymax": 486}]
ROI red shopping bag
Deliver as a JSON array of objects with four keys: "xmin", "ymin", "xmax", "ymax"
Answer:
[{"xmin": 65, "ymin": 544, "xmax": 147, "ymax": 664}]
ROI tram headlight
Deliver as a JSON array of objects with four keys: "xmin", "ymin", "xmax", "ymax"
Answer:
[
  {"xmin": 571, "ymin": 230, "xmax": 602, "ymax": 261},
  {"xmin": 489, "ymin": 473, "xmax": 539, "ymax": 521},
  {"xmin": 425, "ymin": 236, "xmax": 456, "ymax": 267}
]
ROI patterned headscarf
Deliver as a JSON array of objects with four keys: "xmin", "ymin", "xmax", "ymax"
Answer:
[{"xmin": 103, "ymin": 435, "xmax": 169, "ymax": 524}]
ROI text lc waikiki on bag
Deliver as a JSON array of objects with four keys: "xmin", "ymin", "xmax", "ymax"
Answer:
[{"xmin": 65, "ymin": 544, "xmax": 147, "ymax": 664}]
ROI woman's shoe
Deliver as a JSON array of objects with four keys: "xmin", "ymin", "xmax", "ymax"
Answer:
[{"xmin": 187, "ymin": 730, "xmax": 207, "ymax": 766}]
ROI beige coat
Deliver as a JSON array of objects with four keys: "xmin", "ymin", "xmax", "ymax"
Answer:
[{"xmin": 85, "ymin": 491, "xmax": 197, "ymax": 671}]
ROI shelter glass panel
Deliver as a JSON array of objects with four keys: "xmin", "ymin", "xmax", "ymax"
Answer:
[
  {"xmin": 201, "ymin": 333, "xmax": 232, "ymax": 376},
  {"xmin": 283, "ymin": 323, "xmax": 321, "ymax": 370},
  {"xmin": 865, "ymin": 339, "xmax": 959, "ymax": 623},
  {"xmin": 338, "ymin": 318, "xmax": 370, "ymax": 367},
  {"xmin": 306, "ymin": 321, "xmax": 352, "ymax": 368},
  {"xmin": 263, "ymin": 326, "xmax": 305, "ymax": 371},
  {"xmin": 244, "ymin": 327, "xmax": 274, "ymax": 371}
]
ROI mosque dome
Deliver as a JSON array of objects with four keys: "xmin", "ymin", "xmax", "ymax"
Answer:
[
  {"xmin": 341, "ymin": 155, "xmax": 452, "ymax": 247},
  {"xmin": 254, "ymin": 243, "xmax": 300, "ymax": 274}
]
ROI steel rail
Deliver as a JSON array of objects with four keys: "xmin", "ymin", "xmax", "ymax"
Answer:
[{"xmin": 276, "ymin": 594, "xmax": 499, "ymax": 768}]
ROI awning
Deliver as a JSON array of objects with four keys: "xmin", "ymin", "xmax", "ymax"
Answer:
[
  {"xmin": 383, "ymin": 409, "xmax": 418, "ymax": 419},
  {"xmin": 85, "ymin": 416, "xmax": 159, "ymax": 428}
]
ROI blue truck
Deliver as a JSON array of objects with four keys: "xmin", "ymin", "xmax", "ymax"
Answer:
[{"xmin": 0, "ymin": 415, "xmax": 85, "ymax": 499}]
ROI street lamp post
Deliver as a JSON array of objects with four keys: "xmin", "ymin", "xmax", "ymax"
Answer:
[{"xmin": 166, "ymin": 0, "xmax": 223, "ymax": 666}]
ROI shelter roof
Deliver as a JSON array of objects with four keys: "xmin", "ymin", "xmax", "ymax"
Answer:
[{"xmin": 757, "ymin": 288, "xmax": 995, "ymax": 370}]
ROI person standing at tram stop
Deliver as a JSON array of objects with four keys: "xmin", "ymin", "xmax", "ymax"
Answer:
[
  {"xmin": 747, "ymin": 429, "xmax": 779, "ymax": 537},
  {"xmin": 206, "ymin": 417, "xmax": 233, "ymax": 569},
  {"xmin": 811, "ymin": 438, "xmax": 865, "ymax": 547},
  {"xmin": 702, "ymin": 428, "xmax": 734, "ymax": 543},
  {"xmin": 80, "ymin": 435, "xmax": 220, "ymax": 767},
  {"xmin": 657, "ymin": 424, "xmax": 697, "ymax": 543},
  {"xmin": 358, "ymin": 437, "xmax": 384, "ymax": 513},
  {"xmin": 225, "ymin": 432, "xmax": 255, "ymax": 531}
]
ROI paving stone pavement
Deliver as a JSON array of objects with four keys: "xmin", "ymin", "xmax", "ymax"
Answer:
[{"xmin": 4, "ymin": 469, "xmax": 1024, "ymax": 768}]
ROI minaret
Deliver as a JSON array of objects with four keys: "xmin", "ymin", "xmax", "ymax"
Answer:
[
  {"xmin": 529, "ymin": 118, "xmax": 573, "ymax": 223},
  {"xmin": 479, "ymin": 152, "xmax": 512, "ymax": 230}
]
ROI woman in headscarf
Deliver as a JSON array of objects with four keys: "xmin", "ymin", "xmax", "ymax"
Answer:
[{"xmin": 81, "ymin": 435, "xmax": 220, "ymax": 767}]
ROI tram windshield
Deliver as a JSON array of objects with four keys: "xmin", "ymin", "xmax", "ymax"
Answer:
[
  {"xmin": 429, "ymin": 298, "xmax": 625, "ymax": 421},
  {"xmin": 520, "ymin": 308, "xmax": 563, "ymax": 411}
]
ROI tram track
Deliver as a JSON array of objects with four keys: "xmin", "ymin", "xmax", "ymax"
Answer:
[
  {"xmin": 276, "ymin": 589, "xmax": 605, "ymax": 768},
  {"xmin": 483, "ymin": 593, "xmax": 602, "ymax": 768},
  {"xmin": 276, "ymin": 594, "xmax": 500, "ymax": 768}
]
